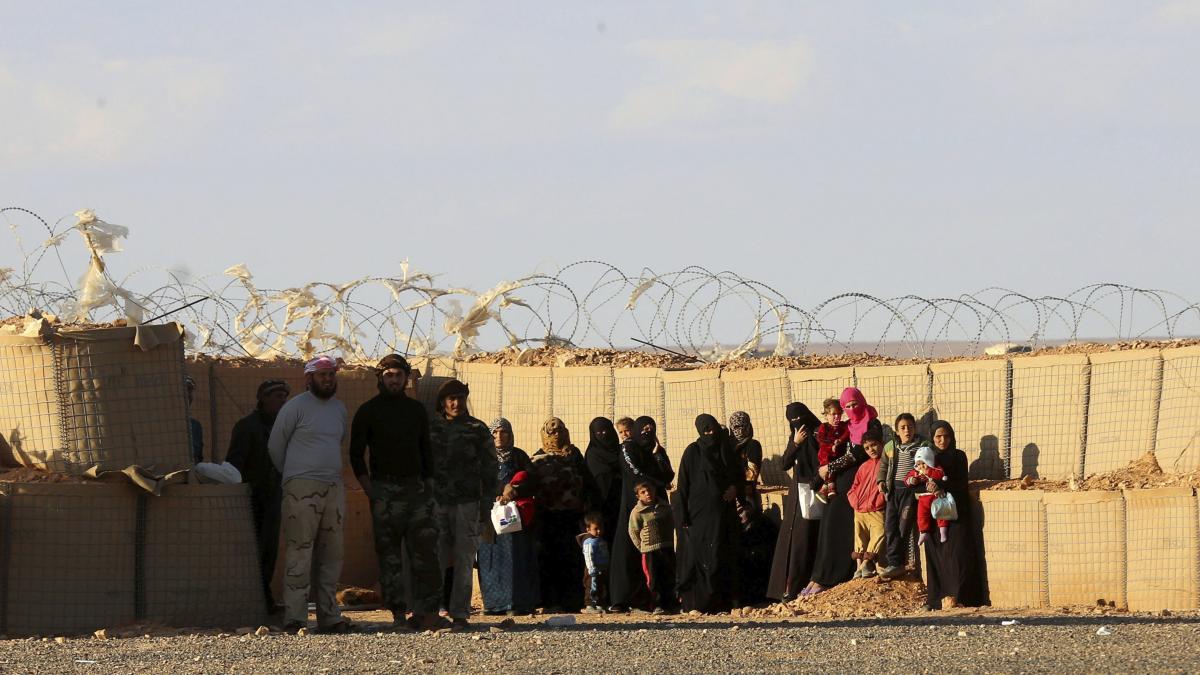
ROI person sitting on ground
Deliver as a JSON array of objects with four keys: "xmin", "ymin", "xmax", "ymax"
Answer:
[
  {"xmin": 847, "ymin": 428, "xmax": 886, "ymax": 578},
  {"xmin": 905, "ymin": 447, "xmax": 948, "ymax": 545},
  {"xmin": 813, "ymin": 398, "xmax": 850, "ymax": 503},
  {"xmin": 579, "ymin": 512, "xmax": 611, "ymax": 614},
  {"xmin": 628, "ymin": 481, "xmax": 676, "ymax": 615}
]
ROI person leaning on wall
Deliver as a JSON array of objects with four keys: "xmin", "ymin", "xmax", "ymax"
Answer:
[
  {"xmin": 226, "ymin": 378, "xmax": 290, "ymax": 613},
  {"xmin": 268, "ymin": 355, "xmax": 353, "ymax": 634},
  {"xmin": 349, "ymin": 354, "xmax": 448, "ymax": 632}
]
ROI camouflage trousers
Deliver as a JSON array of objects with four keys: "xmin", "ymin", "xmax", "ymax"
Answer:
[
  {"xmin": 369, "ymin": 477, "xmax": 442, "ymax": 617},
  {"xmin": 435, "ymin": 501, "xmax": 482, "ymax": 619},
  {"xmin": 282, "ymin": 478, "xmax": 345, "ymax": 628}
]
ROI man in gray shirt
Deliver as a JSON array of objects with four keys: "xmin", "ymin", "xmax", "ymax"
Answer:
[{"xmin": 268, "ymin": 355, "xmax": 350, "ymax": 633}]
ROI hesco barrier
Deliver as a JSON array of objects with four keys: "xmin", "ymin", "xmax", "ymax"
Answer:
[
  {"xmin": 0, "ymin": 481, "xmax": 266, "ymax": 636},
  {"xmin": 143, "ymin": 484, "xmax": 266, "ymax": 628},
  {"xmin": 187, "ymin": 347, "xmax": 1200, "ymax": 485},
  {"xmin": 978, "ymin": 487, "xmax": 1200, "ymax": 611},
  {"xmin": 0, "ymin": 324, "xmax": 192, "ymax": 474},
  {"xmin": 177, "ymin": 349, "xmax": 1200, "ymax": 612}
]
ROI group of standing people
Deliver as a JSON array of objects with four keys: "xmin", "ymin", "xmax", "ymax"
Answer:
[
  {"xmin": 767, "ymin": 388, "xmax": 982, "ymax": 611},
  {"xmin": 228, "ymin": 354, "xmax": 981, "ymax": 634}
]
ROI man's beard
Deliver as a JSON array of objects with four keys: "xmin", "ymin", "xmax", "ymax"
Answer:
[{"xmin": 311, "ymin": 381, "xmax": 338, "ymax": 400}]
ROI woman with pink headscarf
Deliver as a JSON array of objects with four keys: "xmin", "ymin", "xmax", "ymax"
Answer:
[{"xmin": 800, "ymin": 387, "xmax": 882, "ymax": 596}]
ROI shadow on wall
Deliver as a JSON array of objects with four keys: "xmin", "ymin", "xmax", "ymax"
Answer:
[
  {"xmin": 917, "ymin": 410, "xmax": 938, "ymax": 441},
  {"xmin": 969, "ymin": 491, "xmax": 991, "ymax": 606},
  {"xmin": 1, "ymin": 426, "xmax": 25, "ymax": 468},
  {"xmin": 1020, "ymin": 443, "xmax": 1040, "ymax": 480},
  {"xmin": 969, "ymin": 434, "xmax": 1004, "ymax": 480}
]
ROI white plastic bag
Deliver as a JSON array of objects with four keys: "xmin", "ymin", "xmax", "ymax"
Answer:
[
  {"xmin": 931, "ymin": 492, "xmax": 958, "ymax": 521},
  {"xmin": 193, "ymin": 461, "xmax": 242, "ymax": 485},
  {"xmin": 491, "ymin": 501, "xmax": 523, "ymax": 534},
  {"xmin": 797, "ymin": 483, "xmax": 825, "ymax": 520}
]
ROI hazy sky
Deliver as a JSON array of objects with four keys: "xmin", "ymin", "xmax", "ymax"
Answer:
[{"xmin": 3, "ymin": 2, "xmax": 1198, "ymax": 311}]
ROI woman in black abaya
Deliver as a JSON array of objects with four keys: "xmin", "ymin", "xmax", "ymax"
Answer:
[
  {"xmin": 584, "ymin": 417, "xmax": 623, "ymax": 546},
  {"xmin": 805, "ymin": 387, "xmax": 881, "ymax": 596},
  {"xmin": 922, "ymin": 420, "xmax": 983, "ymax": 610},
  {"xmin": 765, "ymin": 402, "xmax": 823, "ymax": 601},
  {"xmin": 676, "ymin": 414, "xmax": 741, "ymax": 613},
  {"xmin": 608, "ymin": 416, "xmax": 669, "ymax": 610}
]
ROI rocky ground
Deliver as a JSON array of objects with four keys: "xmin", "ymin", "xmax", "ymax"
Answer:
[{"xmin": 2, "ymin": 606, "xmax": 1197, "ymax": 674}]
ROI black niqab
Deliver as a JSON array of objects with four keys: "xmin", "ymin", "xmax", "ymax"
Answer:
[
  {"xmin": 585, "ymin": 417, "xmax": 622, "ymax": 484},
  {"xmin": 785, "ymin": 402, "xmax": 821, "ymax": 433}
]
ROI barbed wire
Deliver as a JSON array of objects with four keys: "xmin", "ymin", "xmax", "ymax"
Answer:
[{"xmin": 3, "ymin": 207, "xmax": 1198, "ymax": 361}]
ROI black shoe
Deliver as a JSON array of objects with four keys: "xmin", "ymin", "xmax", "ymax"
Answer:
[
  {"xmin": 282, "ymin": 621, "xmax": 305, "ymax": 633},
  {"xmin": 409, "ymin": 614, "xmax": 451, "ymax": 632},
  {"xmin": 450, "ymin": 618, "xmax": 471, "ymax": 632}
]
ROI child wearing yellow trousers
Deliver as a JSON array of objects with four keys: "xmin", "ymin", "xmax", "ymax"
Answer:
[{"xmin": 847, "ymin": 428, "xmax": 887, "ymax": 578}]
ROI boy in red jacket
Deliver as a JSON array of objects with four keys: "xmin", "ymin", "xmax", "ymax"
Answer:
[
  {"xmin": 847, "ymin": 428, "xmax": 886, "ymax": 577},
  {"xmin": 905, "ymin": 447, "xmax": 948, "ymax": 545},
  {"xmin": 814, "ymin": 398, "xmax": 850, "ymax": 503}
]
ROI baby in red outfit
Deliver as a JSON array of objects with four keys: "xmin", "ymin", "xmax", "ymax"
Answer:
[
  {"xmin": 904, "ymin": 447, "xmax": 948, "ymax": 545},
  {"xmin": 813, "ymin": 398, "xmax": 850, "ymax": 502}
]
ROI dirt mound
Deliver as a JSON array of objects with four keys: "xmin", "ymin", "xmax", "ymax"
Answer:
[
  {"xmin": 985, "ymin": 452, "xmax": 1200, "ymax": 492},
  {"xmin": 460, "ymin": 346, "xmax": 695, "ymax": 368},
  {"xmin": 703, "ymin": 353, "xmax": 902, "ymax": 371},
  {"xmin": 1029, "ymin": 338, "xmax": 1200, "ymax": 357},
  {"xmin": 738, "ymin": 576, "xmax": 927, "ymax": 620},
  {"xmin": 336, "ymin": 586, "xmax": 382, "ymax": 607}
]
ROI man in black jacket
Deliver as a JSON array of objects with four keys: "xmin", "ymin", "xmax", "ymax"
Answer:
[
  {"xmin": 226, "ymin": 378, "xmax": 291, "ymax": 611},
  {"xmin": 350, "ymin": 354, "xmax": 446, "ymax": 631}
]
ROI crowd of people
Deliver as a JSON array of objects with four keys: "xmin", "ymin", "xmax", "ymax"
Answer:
[{"xmin": 229, "ymin": 353, "xmax": 982, "ymax": 634}]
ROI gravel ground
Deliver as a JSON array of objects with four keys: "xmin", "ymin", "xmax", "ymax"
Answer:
[{"xmin": 2, "ymin": 610, "xmax": 1198, "ymax": 674}]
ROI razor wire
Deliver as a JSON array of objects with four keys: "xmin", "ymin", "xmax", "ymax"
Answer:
[{"xmin": 3, "ymin": 207, "xmax": 1199, "ymax": 362}]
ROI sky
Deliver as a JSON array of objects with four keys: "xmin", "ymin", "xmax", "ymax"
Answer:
[{"xmin": 2, "ymin": 2, "xmax": 1198, "ymax": 343}]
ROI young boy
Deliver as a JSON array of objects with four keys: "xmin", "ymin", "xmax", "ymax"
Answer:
[
  {"xmin": 847, "ymin": 429, "xmax": 887, "ymax": 578},
  {"xmin": 814, "ymin": 398, "xmax": 850, "ymax": 502},
  {"xmin": 628, "ymin": 481, "xmax": 675, "ymax": 614},
  {"xmin": 615, "ymin": 417, "xmax": 636, "ymax": 443},
  {"xmin": 905, "ymin": 447, "xmax": 948, "ymax": 545},
  {"xmin": 580, "ymin": 512, "xmax": 610, "ymax": 613}
]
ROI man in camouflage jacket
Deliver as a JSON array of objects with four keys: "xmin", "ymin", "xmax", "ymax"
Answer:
[{"xmin": 429, "ymin": 379, "xmax": 497, "ymax": 630}]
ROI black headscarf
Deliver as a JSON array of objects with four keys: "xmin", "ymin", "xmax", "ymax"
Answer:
[
  {"xmin": 694, "ymin": 413, "xmax": 722, "ymax": 455},
  {"xmin": 930, "ymin": 420, "xmax": 957, "ymax": 453},
  {"xmin": 635, "ymin": 415, "xmax": 658, "ymax": 451},
  {"xmin": 585, "ymin": 417, "xmax": 622, "ymax": 480},
  {"xmin": 785, "ymin": 402, "xmax": 821, "ymax": 433}
]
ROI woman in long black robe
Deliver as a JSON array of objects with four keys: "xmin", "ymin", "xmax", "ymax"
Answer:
[
  {"xmin": 676, "ymin": 414, "xmax": 742, "ymax": 613},
  {"xmin": 806, "ymin": 388, "xmax": 881, "ymax": 595},
  {"xmin": 584, "ymin": 417, "xmax": 623, "ymax": 547},
  {"xmin": 923, "ymin": 420, "xmax": 983, "ymax": 609},
  {"xmin": 766, "ymin": 402, "xmax": 823, "ymax": 601},
  {"xmin": 608, "ymin": 416, "xmax": 669, "ymax": 610}
]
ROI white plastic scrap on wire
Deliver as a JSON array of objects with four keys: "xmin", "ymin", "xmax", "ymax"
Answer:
[
  {"xmin": 3, "ymin": 207, "xmax": 1200, "ymax": 363},
  {"xmin": 59, "ymin": 209, "xmax": 146, "ymax": 324}
]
